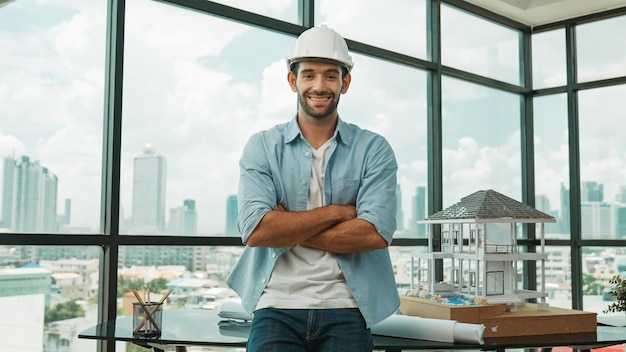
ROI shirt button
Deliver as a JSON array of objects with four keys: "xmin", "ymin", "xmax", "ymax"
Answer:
[
  {"xmin": 272, "ymin": 253, "xmax": 276, "ymax": 258},
  {"xmin": 262, "ymin": 278, "xmax": 266, "ymax": 283},
  {"xmin": 305, "ymin": 152, "xmax": 310, "ymax": 157},
  {"xmin": 301, "ymin": 180, "xmax": 306, "ymax": 185}
]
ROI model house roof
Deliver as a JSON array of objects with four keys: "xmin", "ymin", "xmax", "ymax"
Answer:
[{"xmin": 425, "ymin": 189, "xmax": 556, "ymax": 223}]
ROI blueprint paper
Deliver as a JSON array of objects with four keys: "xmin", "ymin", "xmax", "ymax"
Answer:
[{"xmin": 372, "ymin": 314, "xmax": 485, "ymax": 344}]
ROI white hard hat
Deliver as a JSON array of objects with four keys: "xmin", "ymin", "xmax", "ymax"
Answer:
[{"xmin": 286, "ymin": 24, "xmax": 354, "ymax": 73}]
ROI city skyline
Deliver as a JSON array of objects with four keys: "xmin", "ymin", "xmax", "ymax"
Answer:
[{"xmin": 5, "ymin": 150, "xmax": 626, "ymax": 240}]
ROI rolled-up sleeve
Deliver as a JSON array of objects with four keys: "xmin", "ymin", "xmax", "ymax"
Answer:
[
  {"xmin": 355, "ymin": 137, "xmax": 398, "ymax": 244},
  {"xmin": 237, "ymin": 133, "xmax": 276, "ymax": 244}
]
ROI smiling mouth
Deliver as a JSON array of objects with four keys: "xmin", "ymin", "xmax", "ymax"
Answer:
[{"xmin": 308, "ymin": 96, "xmax": 331, "ymax": 102}]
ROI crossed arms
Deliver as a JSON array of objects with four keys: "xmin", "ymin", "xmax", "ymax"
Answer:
[{"xmin": 245, "ymin": 203, "xmax": 388, "ymax": 254}]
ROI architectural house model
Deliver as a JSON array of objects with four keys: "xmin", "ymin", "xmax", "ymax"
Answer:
[{"xmin": 411, "ymin": 189, "xmax": 556, "ymax": 310}]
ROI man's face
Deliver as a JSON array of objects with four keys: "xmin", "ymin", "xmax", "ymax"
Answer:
[{"xmin": 288, "ymin": 61, "xmax": 351, "ymax": 121}]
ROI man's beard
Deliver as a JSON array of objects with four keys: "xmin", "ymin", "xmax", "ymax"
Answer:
[{"xmin": 298, "ymin": 91, "xmax": 341, "ymax": 119}]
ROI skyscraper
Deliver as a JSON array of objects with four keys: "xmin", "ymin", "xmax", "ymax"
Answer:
[
  {"xmin": 225, "ymin": 194, "xmax": 238, "ymax": 236},
  {"xmin": 581, "ymin": 181, "xmax": 603, "ymax": 202},
  {"xmin": 131, "ymin": 144, "xmax": 167, "ymax": 233},
  {"xmin": 168, "ymin": 199, "xmax": 197, "ymax": 235},
  {"xmin": 580, "ymin": 202, "xmax": 612, "ymax": 239},
  {"xmin": 410, "ymin": 186, "xmax": 426, "ymax": 238},
  {"xmin": 1, "ymin": 156, "xmax": 58, "ymax": 232},
  {"xmin": 1, "ymin": 157, "xmax": 15, "ymax": 229},
  {"xmin": 535, "ymin": 194, "xmax": 558, "ymax": 234},
  {"xmin": 615, "ymin": 206, "xmax": 626, "ymax": 239},
  {"xmin": 396, "ymin": 184, "xmax": 404, "ymax": 231},
  {"xmin": 615, "ymin": 186, "xmax": 626, "ymax": 203},
  {"xmin": 560, "ymin": 183, "xmax": 571, "ymax": 234}
]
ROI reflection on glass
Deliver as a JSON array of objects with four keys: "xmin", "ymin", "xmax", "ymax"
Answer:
[
  {"xmin": 534, "ymin": 94, "xmax": 570, "ymax": 239},
  {"xmin": 315, "ymin": 0, "xmax": 427, "ymax": 59},
  {"xmin": 342, "ymin": 54, "xmax": 427, "ymax": 239},
  {"xmin": 441, "ymin": 76, "xmax": 521, "ymax": 207},
  {"xmin": 0, "ymin": 245, "xmax": 100, "ymax": 351},
  {"xmin": 532, "ymin": 29, "xmax": 566, "ymax": 89},
  {"xmin": 122, "ymin": 0, "xmax": 294, "ymax": 236},
  {"xmin": 582, "ymin": 246, "xmax": 626, "ymax": 314},
  {"xmin": 441, "ymin": 4, "xmax": 520, "ymax": 85},
  {"xmin": 577, "ymin": 14, "xmax": 626, "ymax": 83},
  {"xmin": 579, "ymin": 85, "xmax": 626, "ymax": 240},
  {"xmin": 0, "ymin": 0, "xmax": 105, "ymax": 234}
]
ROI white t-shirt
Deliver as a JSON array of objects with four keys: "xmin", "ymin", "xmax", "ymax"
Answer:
[{"xmin": 256, "ymin": 139, "xmax": 358, "ymax": 310}]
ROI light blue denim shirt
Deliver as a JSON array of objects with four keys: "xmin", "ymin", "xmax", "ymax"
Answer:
[{"xmin": 226, "ymin": 116, "xmax": 399, "ymax": 328}]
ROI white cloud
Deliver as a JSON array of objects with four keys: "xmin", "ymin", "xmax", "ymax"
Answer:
[
  {"xmin": 0, "ymin": 133, "xmax": 28, "ymax": 158},
  {"xmin": 442, "ymin": 134, "xmax": 521, "ymax": 205},
  {"xmin": 317, "ymin": 0, "xmax": 425, "ymax": 58},
  {"xmin": 38, "ymin": 123, "xmax": 102, "ymax": 227}
]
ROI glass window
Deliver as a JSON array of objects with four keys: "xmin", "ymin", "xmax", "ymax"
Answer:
[
  {"xmin": 117, "ymin": 245, "xmax": 243, "ymax": 312},
  {"xmin": 208, "ymin": 0, "xmax": 298, "ymax": 24},
  {"xmin": 534, "ymin": 94, "xmax": 570, "ymax": 239},
  {"xmin": 0, "ymin": 245, "xmax": 101, "ymax": 351},
  {"xmin": 441, "ymin": 4, "xmax": 521, "ymax": 85},
  {"xmin": 532, "ymin": 29, "xmax": 566, "ymax": 89},
  {"xmin": 539, "ymin": 246, "xmax": 572, "ymax": 310},
  {"xmin": 392, "ymin": 246, "xmax": 430, "ymax": 290},
  {"xmin": 0, "ymin": 0, "xmax": 106, "ymax": 234},
  {"xmin": 341, "ymin": 54, "xmax": 427, "ymax": 239},
  {"xmin": 582, "ymin": 246, "xmax": 625, "ymax": 314},
  {"xmin": 579, "ymin": 85, "xmax": 626, "ymax": 240},
  {"xmin": 577, "ymin": 14, "xmax": 626, "ymax": 83},
  {"xmin": 315, "ymin": 0, "xmax": 427, "ymax": 60},
  {"xmin": 122, "ymin": 0, "xmax": 294, "ymax": 236},
  {"xmin": 441, "ymin": 76, "xmax": 521, "ymax": 207}
]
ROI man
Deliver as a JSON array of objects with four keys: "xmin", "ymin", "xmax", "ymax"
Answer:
[{"xmin": 226, "ymin": 24, "xmax": 399, "ymax": 352}]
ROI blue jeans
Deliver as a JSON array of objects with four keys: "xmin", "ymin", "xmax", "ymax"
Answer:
[{"xmin": 247, "ymin": 308, "xmax": 373, "ymax": 352}]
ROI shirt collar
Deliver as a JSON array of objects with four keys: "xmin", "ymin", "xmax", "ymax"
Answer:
[{"xmin": 284, "ymin": 115, "xmax": 352, "ymax": 145}]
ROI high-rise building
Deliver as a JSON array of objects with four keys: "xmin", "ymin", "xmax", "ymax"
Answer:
[
  {"xmin": 581, "ymin": 181, "xmax": 604, "ymax": 202},
  {"xmin": 1, "ymin": 157, "xmax": 15, "ymax": 229},
  {"xmin": 225, "ymin": 194, "xmax": 238, "ymax": 236},
  {"xmin": 560, "ymin": 183, "xmax": 571, "ymax": 234},
  {"xmin": 580, "ymin": 202, "xmax": 612, "ymax": 239},
  {"xmin": 169, "ymin": 199, "xmax": 197, "ymax": 235},
  {"xmin": 1, "ymin": 156, "xmax": 58, "ymax": 232},
  {"xmin": 131, "ymin": 144, "xmax": 167, "ymax": 233},
  {"xmin": 535, "ymin": 194, "xmax": 559, "ymax": 234},
  {"xmin": 396, "ymin": 184, "xmax": 404, "ymax": 231},
  {"xmin": 182, "ymin": 199, "xmax": 197, "ymax": 235},
  {"xmin": 615, "ymin": 186, "xmax": 626, "ymax": 203},
  {"xmin": 0, "ymin": 266, "xmax": 51, "ymax": 352},
  {"xmin": 410, "ymin": 186, "xmax": 426, "ymax": 238},
  {"xmin": 615, "ymin": 205, "xmax": 626, "ymax": 239}
]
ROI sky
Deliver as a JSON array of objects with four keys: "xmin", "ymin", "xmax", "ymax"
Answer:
[{"xmin": 1, "ymin": 0, "xmax": 625, "ymax": 235}]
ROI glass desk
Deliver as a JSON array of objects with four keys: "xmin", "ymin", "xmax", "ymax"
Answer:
[{"xmin": 78, "ymin": 309, "xmax": 626, "ymax": 352}]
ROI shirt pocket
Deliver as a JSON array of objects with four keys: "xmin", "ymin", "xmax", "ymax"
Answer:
[{"xmin": 332, "ymin": 179, "xmax": 360, "ymax": 205}]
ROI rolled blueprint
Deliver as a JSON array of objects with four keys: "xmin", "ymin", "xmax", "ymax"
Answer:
[{"xmin": 371, "ymin": 314, "xmax": 485, "ymax": 344}]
